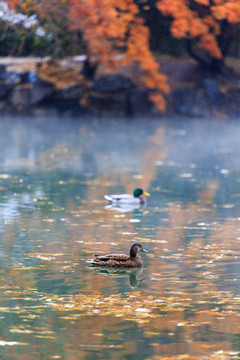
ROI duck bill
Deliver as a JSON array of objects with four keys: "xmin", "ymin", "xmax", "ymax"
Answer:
[
  {"xmin": 140, "ymin": 248, "xmax": 148, "ymax": 253},
  {"xmin": 143, "ymin": 191, "xmax": 150, "ymax": 196}
]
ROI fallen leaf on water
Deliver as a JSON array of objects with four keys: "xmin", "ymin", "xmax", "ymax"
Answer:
[{"xmin": 0, "ymin": 340, "xmax": 29, "ymax": 346}]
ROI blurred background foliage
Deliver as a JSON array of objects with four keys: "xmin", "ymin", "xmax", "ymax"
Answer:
[
  {"xmin": 1, "ymin": 0, "xmax": 240, "ymax": 60},
  {"xmin": 0, "ymin": 1, "xmax": 207, "ymax": 58}
]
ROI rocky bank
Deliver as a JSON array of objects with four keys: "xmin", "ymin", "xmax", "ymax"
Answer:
[{"xmin": 0, "ymin": 57, "xmax": 240, "ymax": 118}]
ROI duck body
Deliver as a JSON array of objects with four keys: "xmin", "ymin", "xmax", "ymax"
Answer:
[
  {"xmin": 104, "ymin": 188, "xmax": 150, "ymax": 205},
  {"xmin": 89, "ymin": 242, "xmax": 147, "ymax": 267}
]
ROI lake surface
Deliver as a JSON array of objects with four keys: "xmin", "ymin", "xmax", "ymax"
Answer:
[{"xmin": 0, "ymin": 116, "xmax": 239, "ymax": 360}]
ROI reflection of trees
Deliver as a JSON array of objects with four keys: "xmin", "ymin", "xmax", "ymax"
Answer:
[{"xmin": 119, "ymin": 126, "xmax": 167, "ymax": 193}]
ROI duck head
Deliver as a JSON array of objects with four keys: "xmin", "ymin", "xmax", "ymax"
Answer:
[
  {"xmin": 133, "ymin": 188, "xmax": 150, "ymax": 198},
  {"xmin": 130, "ymin": 242, "xmax": 148, "ymax": 258}
]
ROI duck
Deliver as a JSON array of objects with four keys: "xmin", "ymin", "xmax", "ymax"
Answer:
[
  {"xmin": 104, "ymin": 188, "xmax": 150, "ymax": 205},
  {"xmin": 89, "ymin": 242, "xmax": 148, "ymax": 267}
]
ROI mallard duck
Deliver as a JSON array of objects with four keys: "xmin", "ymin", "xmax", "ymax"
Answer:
[
  {"xmin": 104, "ymin": 188, "xmax": 150, "ymax": 205},
  {"xmin": 89, "ymin": 242, "xmax": 147, "ymax": 267}
]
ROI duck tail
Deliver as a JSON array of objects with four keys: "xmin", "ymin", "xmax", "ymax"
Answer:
[
  {"xmin": 104, "ymin": 195, "xmax": 113, "ymax": 202},
  {"xmin": 86, "ymin": 259, "xmax": 95, "ymax": 264}
]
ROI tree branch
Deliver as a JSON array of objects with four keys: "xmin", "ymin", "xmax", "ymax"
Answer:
[{"xmin": 186, "ymin": 39, "xmax": 210, "ymax": 69}]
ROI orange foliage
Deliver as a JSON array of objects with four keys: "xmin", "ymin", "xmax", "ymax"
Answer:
[
  {"xmin": 7, "ymin": 0, "xmax": 17, "ymax": 9},
  {"xmin": 69, "ymin": 0, "xmax": 169, "ymax": 111},
  {"xmin": 212, "ymin": 2, "xmax": 240, "ymax": 23},
  {"xmin": 8, "ymin": 0, "xmax": 68, "ymax": 18},
  {"xmin": 195, "ymin": 0, "xmax": 209, "ymax": 5},
  {"xmin": 157, "ymin": 0, "xmax": 240, "ymax": 60},
  {"xmin": 199, "ymin": 33, "xmax": 222, "ymax": 58},
  {"xmin": 7, "ymin": 0, "xmax": 169, "ymax": 110}
]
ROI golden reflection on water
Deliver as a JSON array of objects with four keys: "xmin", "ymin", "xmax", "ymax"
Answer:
[{"xmin": 0, "ymin": 118, "xmax": 239, "ymax": 359}]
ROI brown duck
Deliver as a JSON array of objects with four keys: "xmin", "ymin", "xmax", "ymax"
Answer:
[{"xmin": 89, "ymin": 242, "xmax": 147, "ymax": 267}]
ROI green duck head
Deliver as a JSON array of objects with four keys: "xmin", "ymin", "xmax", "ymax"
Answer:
[{"xmin": 133, "ymin": 188, "xmax": 150, "ymax": 198}]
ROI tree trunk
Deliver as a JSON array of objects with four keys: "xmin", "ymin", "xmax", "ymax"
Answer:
[{"xmin": 186, "ymin": 39, "xmax": 231, "ymax": 75}]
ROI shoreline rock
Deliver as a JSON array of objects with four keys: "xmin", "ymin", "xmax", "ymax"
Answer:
[{"xmin": 0, "ymin": 57, "xmax": 239, "ymax": 118}]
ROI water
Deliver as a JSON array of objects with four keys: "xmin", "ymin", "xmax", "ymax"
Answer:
[{"xmin": 0, "ymin": 116, "xmax": 239, "ymax": 359}]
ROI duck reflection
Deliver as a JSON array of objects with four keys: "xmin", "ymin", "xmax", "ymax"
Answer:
[
  {"xmin": 89, "ymin": 267, "xmax": 147, "ymax": 288},
  {"xmin": 105, "ymin": 203, "xmax": 147, "ymax": 215}
]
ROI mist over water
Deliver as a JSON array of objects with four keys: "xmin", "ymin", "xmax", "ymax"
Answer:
[{"xmin": 1, "ymin": 116, "xmax": 240, "ymax": 171}]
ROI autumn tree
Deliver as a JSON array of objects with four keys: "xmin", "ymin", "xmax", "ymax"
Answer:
[
  {"xmin": 68, "ymin": 0, "xmax": 169, "ymax": 111},
  {"xmin": 7, "ymin": 0, "xmax": 170, "ymax": 110},
  {"xmin": 156, "ymin": 0, "xmax": 240, "ymax": 73}
]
